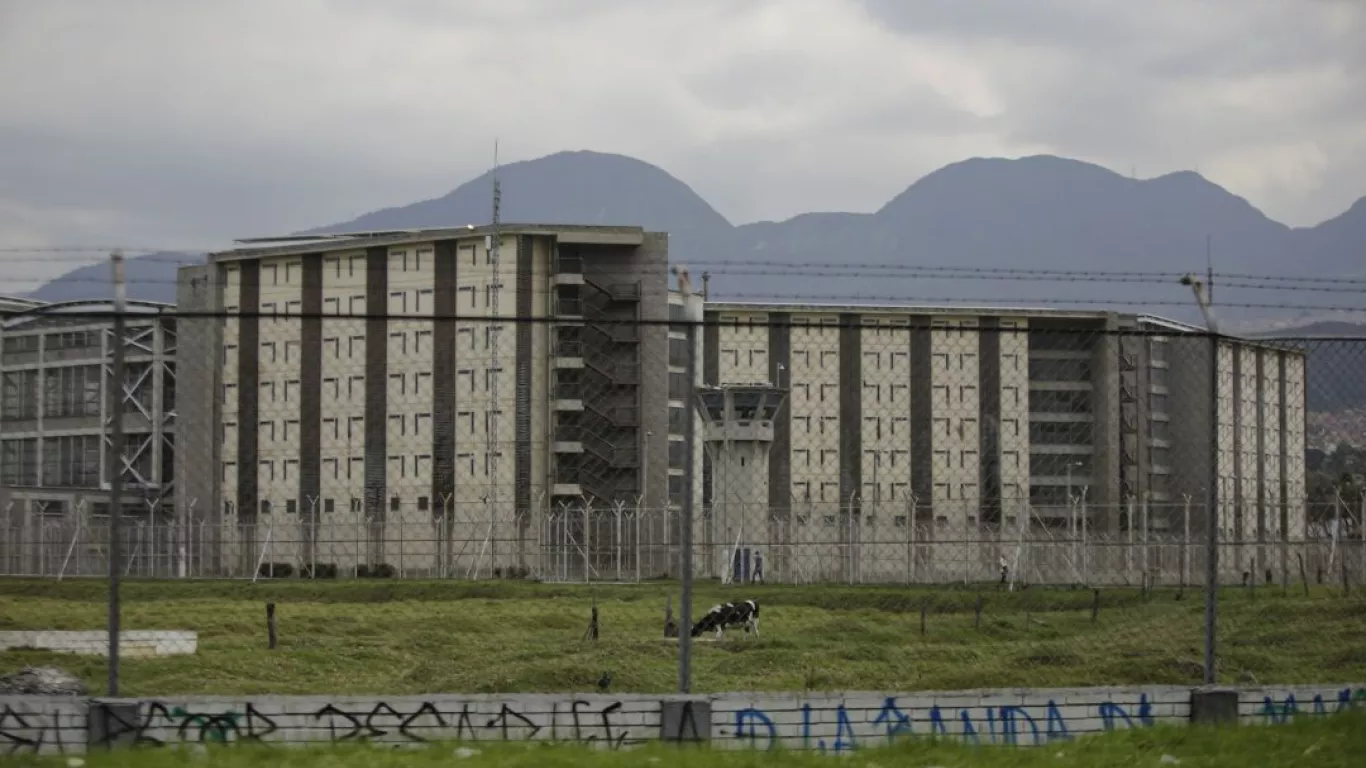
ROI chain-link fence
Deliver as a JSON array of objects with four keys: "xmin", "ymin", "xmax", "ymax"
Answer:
[
  {"xmin": 2, "ymin": 272, "xmax": 1364, "ymax": 696},
  {"xmin": 3, "ymin": 501, "xmax": 1361, "ymax": 588}
]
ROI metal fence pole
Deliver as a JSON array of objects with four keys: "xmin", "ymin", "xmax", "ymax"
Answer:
[
  {"xmin": 1202, "ymin": 329, "xmax": 1220, "ymax": 684},
  {"xmin": 677, "ymin": 268, "xmax": 698, "ymax": 694},
  {"xmin": 107, "ymin": 250, "xmax": 127, "ymax": 696}
]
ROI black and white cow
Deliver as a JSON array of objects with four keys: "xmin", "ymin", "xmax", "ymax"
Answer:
[{"xmin": 690, "ymin": 599, "xmax": 760, "ymax": 639}]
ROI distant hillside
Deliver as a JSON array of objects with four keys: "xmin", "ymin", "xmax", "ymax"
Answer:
[
  {"xmin": 27, "ymin": 148, "xmax": 1366, "ymax": 331},
  {"xmin": 1256, "ymin": 322, "xmax": 1366, "ymax": 415},
  {"xmin": 27, "ymin": 252, "xmax": 203, "ymax": 304}
]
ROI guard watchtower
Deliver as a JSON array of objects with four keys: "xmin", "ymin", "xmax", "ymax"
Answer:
[{"xmin": 695, "ymin": 385, "xmax": 787, "ymax": 582}]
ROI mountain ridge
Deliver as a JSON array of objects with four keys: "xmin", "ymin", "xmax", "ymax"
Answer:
[{"xmin": 21, "ymin": 150, "xmax": 1366, "ymax": 328}]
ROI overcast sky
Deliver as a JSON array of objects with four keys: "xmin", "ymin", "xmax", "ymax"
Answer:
[{"xmin": 1, "ymin": 0, "xmax": 1363, "ymax": 289}]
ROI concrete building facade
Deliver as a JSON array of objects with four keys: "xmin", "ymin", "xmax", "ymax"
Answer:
[
  {"xmin": 176, "ymin": 225, "xmax": 672, "ymax": 578},
  {"xmin": 698, "ymin": 302, "xmax": 1308, "ymax": 583},
  {"xmin": 171, "ymin": 225, "xmax": 1308, "ymax": 585},
  {"xmin": 0, "ymin": 299, "xmax": 177, "ymax": 575}
]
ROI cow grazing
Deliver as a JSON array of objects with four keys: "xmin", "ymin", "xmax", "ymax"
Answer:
[{"xmin": 690, "ymin": 600, "xmax": 760, "ymax": 639}]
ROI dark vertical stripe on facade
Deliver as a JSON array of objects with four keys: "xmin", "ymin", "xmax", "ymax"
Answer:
[
  {"xmin": 235, "ymin": 261, "xmax": 261, "ymax": 522},
  {"xmin": 1231, "ymin": 345, "xmax": 1243, "ymax": 533},
  {"xmin": 1254, "ymin": 351, "xmax": 1267, "ymax": 537},
  {"xmin": 364, "ymin": 246, "xmax": 389, "ymax": 521},
  {"xmin": 431, "ymin": 240, "xmax": 458, "ymax": 513},
  {"xmin": 299, "ymin": 255, "xmax": 323, "ymax": 511},
  {"xmin": 838, "ymin": 314, "xmax": 862, "ymax": 509},
  {"xmin": 701, "ymin": 310, "xmax": 719, "ymax": 512},
  {"xmin": 1277, "ymin": 353, "xmax": 1289, "ymax": 538},
  {"xmin": 909, "ymin": 322, "xmax": 933, "ymax": 511},
  {"xmin": 703, "ymin": 310, "xmax": 719, "ymax": 386},
  {"xmin": 768, "ymin": 312, "xmax": 791, "ymax": 517},
  {"xmin": 514, "ymin": 235, "xmax": 534, "ymax": 522},
  {"xmin": 978, "ymin": 317, "xmax": 1001, "ymax": 524}
]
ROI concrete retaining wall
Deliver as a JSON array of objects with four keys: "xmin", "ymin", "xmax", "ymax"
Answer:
[
  {"xmin": 0, "ymin": 631, "xmax": 198, "ymax": 657},
  {"xmin": 1, "ymin": 683, "xmax": 1362, "ymax": 756}
]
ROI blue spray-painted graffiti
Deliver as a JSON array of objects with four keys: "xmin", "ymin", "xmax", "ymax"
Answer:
[
  {"xmin": 1100, "ymin": 697, "xmax": 1154, "ymax": 730},
  {"xmin": 1258, "ymin": 687, "xmax": 1366, "ymax": 724},
  {"xmin": 724, "ymin": 694, "xmax": 1158, "ymax": 752}
]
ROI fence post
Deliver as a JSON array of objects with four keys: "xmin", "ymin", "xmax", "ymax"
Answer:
[
  {"xmin": 1142, "ymin": 492, "xmax": 1151, "ymax": 590},
  {"xmin": 1201, "ymin": 334, "xmax": 1220, "ymax": 685},
  {"xmin": 1182, "ymin": 494, "xmax": 1192, "ymax": 591},
  {"xmin": 1080, "ymin": 488, "xmax": 1090, "ymax": 586},
  {"xmin": 582, "ymin": 499, "xmax": 592, "ymax": 582},
  {"xmin": 107, "ymin": 250, "xmax": 127, "ymax": 697},
  {"xmin": 634, "ymin": 495, "xmax": 643, "ymax": 583},
  {"xmin": 677, "ymin": 268, "xmax": 698, "ymax": 695}
]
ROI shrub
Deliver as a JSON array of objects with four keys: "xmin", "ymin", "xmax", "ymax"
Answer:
[{"xmin": 257, "ymin": 562, "xmax": 294, "ymax": 579}]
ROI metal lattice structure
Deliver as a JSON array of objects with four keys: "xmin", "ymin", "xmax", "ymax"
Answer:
[{"xmin": 0, "ymin": 299, "xmax": 177, "ymax": 575}]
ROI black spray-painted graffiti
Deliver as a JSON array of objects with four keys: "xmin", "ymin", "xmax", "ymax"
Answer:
[
  {"xmin": 0, "ymin": 704, "xmax": 77, "ymax": 756},
  {"xmin": 94, "ymin": 698, "xmax": 642, "ymax": 750}
]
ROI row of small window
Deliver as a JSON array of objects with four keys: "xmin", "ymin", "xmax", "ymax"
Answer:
[
  {"xmin": 790, "ymin": 382, "xmax": 1012, "ymax": 408},
  {"xmin": 230, "ymin": 248, "xmax": 460, "ymax": 287},
  {"xmin": 228, "ymin": 288, "xmax": 504, "ymax": 320},
  {"xmin": 789, "ymin": 414, "xmax": 1009, "ymax": 440},
  {"xmin": 229, "ymin": 328, "xmax": 507, "ymax": 367},
  {"xmin": 0, "ymin": 435, "xmax": 103, "ymax": 488},
  {"xmin": 714, "ymin": 316, "xmax": 1006, "ymax": 334},
  {"xmin": 3, "ymin": 329, "xmax": 108, "ymax": 356},
  {"xmin": 788, "ymin": 480, "xmax": 998, "ymax": 503},
  {"xmin": 786, "ymin": 447, "xmax": 1074, "ymax": 474},
  {"xmin": 222, "ymin": 368, "xmax": 503, "ymax": 403},
  {"xmin": 227, "ymin": 410, "xmax": 505, "ymax": 444},
  {"xmin": 229, "ymin": 493, "xmax": 449, "ymax": 518},
  {"xmin": 1, "ymin": 366, "xmax": 100, "ymax": 420},
  {"xmin": 226, "ymin": 451, "xmax": 506, "ymax": 484},
  {"xmin": 720, "ymin": 348, "xmax": 1034, "ymax": 376}
]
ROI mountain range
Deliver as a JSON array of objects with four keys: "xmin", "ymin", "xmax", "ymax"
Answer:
[
  {"xmin": 28, "ymin": 150, "xmax": 1366, "ymax": 330},
  {"xmin": 21, "ymin": 150, "xmax": 1366, "ymax": 417}
]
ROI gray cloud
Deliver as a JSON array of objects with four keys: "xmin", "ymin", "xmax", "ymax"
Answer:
[{"xmin": 0, "ymin": 0, "xmax": 1362, "ymax": 288}]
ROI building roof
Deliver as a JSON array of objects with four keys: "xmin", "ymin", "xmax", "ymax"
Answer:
[
  {"xmin": 0, "ymin": 296, "xmax": 45, "ymax": 313},
  {"xmin": 704, "ymin": 298, "xmax": 1116, "ymax": 321},
  {"xmin": 212, "ymin": 224, "xmax": 653, "ymax": 262},
  {"xmin": 2, "ymin": 299, "xmax": 173, "ymax": 331}
]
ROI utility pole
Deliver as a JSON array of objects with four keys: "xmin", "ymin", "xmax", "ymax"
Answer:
[
  {"xmin": 1181, "ymin": 272, "xmax": 1220, "ymax": 685},
  {"xmin": 485, "ymin": 141, "xmax": 502, "ymax": 579},
  {"xmin": 108, "ymin": 250, "xmax": 127, "ymax": 696}
]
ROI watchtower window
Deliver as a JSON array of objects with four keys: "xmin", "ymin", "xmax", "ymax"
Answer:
[
  {"xmin": 733, "ymin": 392, "xmax": 762, "ymax": 421},
  {"xmin": 700, "ymin": 392, "xmax": 725, "ymax": 422}
]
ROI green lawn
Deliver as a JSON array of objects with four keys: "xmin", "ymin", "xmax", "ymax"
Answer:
[
  {"xmin": 6, "ymin": 712, "xmax": 1366, "ymax": 768},
  {"xmin": 1, "ymin": 579, "xmax": 1362, "ymax": 696}
]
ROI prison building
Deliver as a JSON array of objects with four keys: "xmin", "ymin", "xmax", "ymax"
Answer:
[
  {"xmin": 696, "ymin": 302, "xmax": 1307, "ymax": 585},
  {"xmin": 0, "ymin": 299, "xmax": 177, "ymax": 577},
  {"xmin": 175, "ymin": 225, "xmax": 671, "ymax": 578}
]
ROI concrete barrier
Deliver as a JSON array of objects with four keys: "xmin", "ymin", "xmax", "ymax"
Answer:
[
  {"xmin": 0, "ymin": 683, "xmax": 1361, "ymax": 756},
  {"xmin": 0, "ymin": 631, "xmax": 198, "ymax": 657}
]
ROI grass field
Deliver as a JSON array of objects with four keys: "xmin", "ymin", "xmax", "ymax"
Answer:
[
  {"xmin": 7, "ymin": 712, "xmax": 1366, "ymax": 768},
  {"xmin": 1, "ymin": 578, "xmax": 1363, "ymax": 696}
]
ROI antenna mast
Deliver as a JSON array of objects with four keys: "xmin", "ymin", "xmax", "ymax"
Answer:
[
  {"xmin": 1206, "ymin": 234, "xmax": 1213, "ymax": 305},
  {"xmin": 485, "ymin": 140, "xmax": 503, "ymax": 578}
]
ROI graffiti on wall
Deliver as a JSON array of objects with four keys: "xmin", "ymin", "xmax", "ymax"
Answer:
[
  {"xmin": 722, "ymin": 694, "xmax": 1164, "ymax": 752},
  {"xmin": 6, "ymin": 683, "xmax": 1366, "ymax": 756},
  {"xmin": 1254, "ymin": 687, "xmax": 1366, "ymax": 725},
  {"xmin": 0, "ymin": 702, "xmax": 86, "ymax": 756},
  {"xmin": 93, "ymin": 696, "xmax": 648, "ymax": 750}
]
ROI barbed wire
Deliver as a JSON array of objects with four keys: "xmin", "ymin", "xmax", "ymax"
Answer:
[
  {"xmin": 693, "ymin": 260, "xmax": 1366, "ymax": 289},
  {"xmin": 1, "ymin": 275, "xmax": 1364, "ymax": 314},
  {"xmin": 0, "ymin": 305, "xmax": 1355, "ymax": 331},
  {"xmin": 1, "ymin": 247, "xmax": 1364, "ymax": 287}
]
